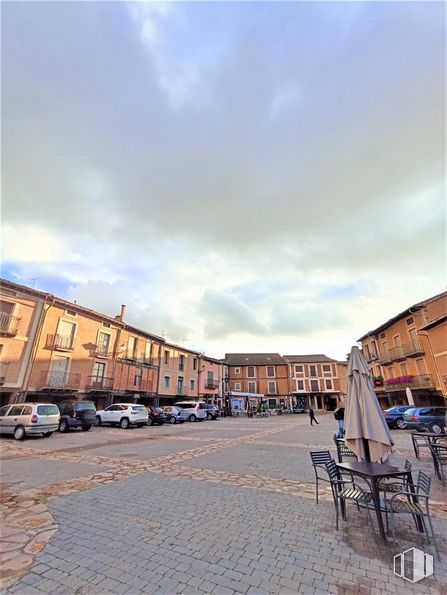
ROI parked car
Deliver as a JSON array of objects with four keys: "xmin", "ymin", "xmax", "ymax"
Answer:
[
  {"xmin": 96, "ymin": 404, "xmax": 148, "ymax": 429},
  {"xmin": 163, "ymin": 406, "xmax": 187, "ymax": 424},
  {"xmin": 292, "ymin": 405, "xmax": 306, "ymax": 414},
  {"xmin": 147, "ymin": 406, "xmax": 166, "ymax": 426},
  {"xmin": 174, "ymin": 401, "xmax": 207, "ymax": 422},
  {"xmin": 0, "ymin": 403, "xmax": 60, "ymax": 441},
  {"xmin": 382, "ymin": 405, "xmax": 414, "ymax": 429},
  {"xmin": 57, "ymin": 399, "xmax": 96, "ymax": 432},
  {"xmin": 205, "ymin": 404, "xmax": 219, "ymax": 420},
  {"xmin": 402, "ymin": 407, "xmax": 447, "ymax": 434}
]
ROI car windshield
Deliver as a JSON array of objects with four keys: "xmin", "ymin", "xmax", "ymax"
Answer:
[
  {"xmin": 131, "ymin": 406, "xmax": 145, "ymax": 411},
  {"xmin": 153, "ymin": 408, "xmax": 164, "ymax": 413},
  {"xmin": 175, "ymin": 404, "xmax": 193, "ymax": 409},
  {"xmin": 37, "ymin": 405, "xmax": 59, "ymax": 415},
  {"xmin": 404, "ymin": 408, "xmax": 416, "ymax": 416},
  {"xmin": 76, "ymin": 402, "xmax": 96, "ymax": 411}
]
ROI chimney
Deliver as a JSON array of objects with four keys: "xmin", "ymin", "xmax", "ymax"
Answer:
[{"xmin": 117, "ymin": 304, "xmax": 126, "ymax": 322}]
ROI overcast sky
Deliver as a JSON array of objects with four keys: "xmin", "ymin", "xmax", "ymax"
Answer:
[{"xmin": 2, "ymin": 1, "xmax": 445, "ymax": 360}]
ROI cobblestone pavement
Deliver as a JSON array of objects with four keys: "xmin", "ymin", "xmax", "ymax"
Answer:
[{"xmin": 1, "ymin": 414, "xmax": 446, "ymax": 594}]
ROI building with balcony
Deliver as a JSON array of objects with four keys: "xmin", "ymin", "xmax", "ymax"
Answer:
[
  {"xmin": 198, "ymin": 355, "xmax": 223, "ymax": 408},
  {"xmin": 157, "ymin": 343, "xmax": 201, "ymax": 405},
  {"xmin": 283, "ymin": 354, "xmax": 344, "ymax": 411},
  {"xmin": 359, "ymin": 291, "xmax": 447, "ymax": 408},
  {"xmin": 225, "ymin": 353, "xmax": 290, "ymax": 410}
]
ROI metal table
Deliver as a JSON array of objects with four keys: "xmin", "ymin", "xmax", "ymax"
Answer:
[
  {"xmin": 337, "ymin": 461, "xmax": 421, "ymax": 542},
  {"xmin": 411, "ymin": 432, "xmax": 446, "ymax": 459}
]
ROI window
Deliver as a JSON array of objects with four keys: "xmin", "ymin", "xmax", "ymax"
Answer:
[
  {"xmin": 145, "ymin": 342, "xmax": 152, "ymax": 361},
  {"xmin": 294, "ymin": 365, "xmax": 303, "ymax": 377},
  {"xmin": 310, "ymin": 379, "xmax": 319, "ymax": 391},
  {"xmin": 102, "ymin": 322, "xmax": 111, "ymax": 328},
  {"xmin": 268, "ymin": 399, "xmax": 276, "ymax": 409},
  {"xmin": 309, "ymin": 365, "xmax": 317, "ymax": 377},
  {"xmin": 247, "ymin": 366, "xmax": 255, "ymax": 378},
  {"xmin": 267, "ymin": 381, "xmax": 276, "ymax": 394},
  {"xmin": 325, "ymin": 379, "xmax": 333, "ymax": 390},
  {"xmin": 266, "ymin": 366, "xmax": 275, "ymax": 378},
  {"xmin": 400, "ymin": 363, "xmax": 408, "ymax": 375},
  {"xmin": 406, "ymin": 317, "xmax": 414, "ymax": 326},
  {"xmin": 97, "ymin": 332, "xmax": 110, "ymax": 354},
  {"xmin": 65, "ymin": 309, "xmax": 77, "ymax": 317},
  {"xmin": 37, "ymin": 405, "xmax": 59, "ymax": 415},
  {"xmin": 0, "ymin": 405, "xmax": 10, "ymax": 416},
  {"xmin": 322, "ymin": 365, "xmax": 331, "ymax": 376},
  {"xmin": 8, "ymin": 406, "xmax": 24, "ymax": 416},
  {"xmin": 193, "ymin": 358, "xmax": 197, "ymax": 371},
  {"xmin": 177, "ymin": 377, "xmax": 184, "ymax": 393},
  {"xmin": 416, "ymin": 359, "xmax": 426, "ymax": 375},
  {"xmin": 190, "ymin": 379, "xmax": 195, "ymax": 390},
  {"xmin": 393, "ymin": 335, "xmax": 401, "ymax": 347},
  {"xmin": 128, "ymin": 337, "xmax": 137, "ymax": 359},
  {"xmin": 164, "ymin": 350, "xmax": 169, "ymax": 364},
  {"xmin": 235, "ymin": 367, "xmax": 241, "ymax": 374},
  {"xmin": 380, "ymin": 332, "xmax": 386, "ymax": 339},
  {"xmin": 297, "ymin": 380, "xmax": 304, "ymax": 390},
  {"xmin": 163, "ymin": 376, "xmax": 170, "ymax": 389},
  {"xmin": 234, "ymin": 382, "xmax": 241, "ymax": 390},
  {"xmin": 93, "ymin": 361, "xmax": 105, "ymax": 379},
  {"xmin": 179, "ymin": 355, "xmax": 185, "ymax": 371},
  {"xmin": 248, "ymin": 381, "xmax": 256, "ymax": 393},
  {"xmin": 134, "ymin": 367, "xmax": 142, "ymax": 387}
]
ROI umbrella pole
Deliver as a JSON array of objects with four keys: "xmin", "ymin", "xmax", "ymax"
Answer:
[{"xmin": 363, "ymin": 439, "xmax": 371, "ymax": 462}]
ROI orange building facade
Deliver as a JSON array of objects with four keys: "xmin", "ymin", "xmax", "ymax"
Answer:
[
  {"xmin": 359, "ymin": 291, "xmax": 447, "ymax": 408},
  {"xmin": 157, "ymin": 343, "xmax": 200, "ymax": 405}
]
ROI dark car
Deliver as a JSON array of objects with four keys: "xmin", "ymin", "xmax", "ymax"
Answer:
[
  {"xmin": 147, "ymin": 406, "xmax": 165, "ymax": 426},
  {"xmin": 57, "ymin": 399, "xmax": 96, "ymax": 433},
  {"xmin": 382, "ymin": 405, "xmax": 414, "ymax": 429},
  {"xmin": 205, "ymin": 404, "xmax": 219, "ymax": 420},
  {"xmin": 292, "ymin": 405, "xmax": 305, "ymax": 414},
  {"xmin": 403, "ymin": 407, "xmax": 447, "ymax": 434}
]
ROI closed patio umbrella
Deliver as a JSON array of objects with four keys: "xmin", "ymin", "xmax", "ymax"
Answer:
[{"xmin": 345, "ymin": 346, "xmax": 393, "ymax": 462}]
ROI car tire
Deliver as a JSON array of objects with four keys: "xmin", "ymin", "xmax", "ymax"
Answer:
[
  {"xmin": 120, "ymin": 418, "xmax": 130, "ymax": 429},
  {"xmin": 42, "ymin": 432, "xmax": 53, "ymax": 438},
  {"xmin": 81, "ymin": 425, "xmax": 92, "ymax": 432},
  {"xmin": 95, "ymin": 416, "xmax": 102, "ymax": 427},
  {"xmin": 396, "ymin": 418, "xmax": 407, "ymax": 430},
  {"xmin": 14, "ymin": 425, "xmax": 26, "ymax": 441},
  {"xmin": 189, "ymin": 414, "xmax": 196, "ymax": 422},
  {"xmin": 169, "ymin": 416, "xmax": 176, "ymax": 424},
  {"xmin": 59, "ymin": 419, "xmax": 69, "ymax": 433},
  {"xmin": 147, "ymin": 419, "xmax": 153, "ymax": 426},
  {"xmin": 206, "ymin": 413, "xmax": 212, "ymax": 420},
  {"xmin": 430, "ymin": 422, "xmax": 443, "ymax": 435}
]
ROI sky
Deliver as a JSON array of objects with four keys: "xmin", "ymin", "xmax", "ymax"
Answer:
[{"xmin": 2, "ymin": 1, "xmax": 446, "ymax": 360}]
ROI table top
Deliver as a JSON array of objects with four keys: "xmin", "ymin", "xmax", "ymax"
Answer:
[
  {"xmin": 411, "ymin": 432, "xmax": 447, "ymax": 439},
  {"xmin": 337, "ymin": 461, "xmax": 411, "ymax": 479}
]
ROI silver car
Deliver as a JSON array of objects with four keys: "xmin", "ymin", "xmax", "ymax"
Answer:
[
  {"xmin": 0, "ymin": 403, "xmax": 60, "ymax": 440},
  {"xmin": 163, "ymin": 406, "xmax": 187, "ymax": 424}
]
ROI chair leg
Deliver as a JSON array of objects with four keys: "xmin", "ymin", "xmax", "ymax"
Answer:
[
  {"xmin": 316, "ymin": 475, "xmax": 319, "ymax": 504},
  {"xmin": 426, "ymin": 514, "xmax": 441, "ymax": 561},
  {"xmin": 335, "ymin": 499, "xmax": 339, "ymax": 530},
  {"xmin": 365, "ymin": 504, "xmax": 377, "ymax": 541}
]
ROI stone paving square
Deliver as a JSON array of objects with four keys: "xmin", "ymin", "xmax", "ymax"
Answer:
[{"xmin": 1, "ymin": 415, "xmax": 446, "ymax": 594}]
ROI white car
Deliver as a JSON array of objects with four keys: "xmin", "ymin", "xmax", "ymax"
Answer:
[
  {"xmin": 0, "ymin": 403, "xmax": 60, "ymax": 440},
  {"xmin": 174, "ymin": 401, "xmax": 207, "ymax": 422},
  {"xmin": 95, "ymin": 404, "xmax": 148, "ymax": 429}
]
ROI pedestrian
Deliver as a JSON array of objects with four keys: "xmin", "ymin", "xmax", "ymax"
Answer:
[
  {"xmin": 308, "ymin": 407, "xmax": 319, "ymax": 425},
  {"xmin": 334, "ymin": 407, "xmax": 345, "ymax": 437}
]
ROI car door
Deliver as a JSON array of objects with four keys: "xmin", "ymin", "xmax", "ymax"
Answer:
[
  {"xmin": 102, "ymin": 405, "xmax": 117, "ymax": 424},
  {"xmin": 0, "ymin": 405, "xmax": 11, "ymax": 434},
  {"xmin": 5, "ymin": 405, "xmax": 25, "ymax": 433}
]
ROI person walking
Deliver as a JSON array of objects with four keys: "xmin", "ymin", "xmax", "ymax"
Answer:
[
  {"xmin": 334, "ymin": 407, "xmax": 345, "ymax": 437},
  {"xmin": 308, "ymin": 407, "xmax": 319, "ymax": 425}
]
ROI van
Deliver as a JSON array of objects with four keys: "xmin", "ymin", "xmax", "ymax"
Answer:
[
  {"xmin": 57, "ymin": 399, "xmax": 96, "ymax": 432},
  {"xmin": 174, "ymin": 401, "xmax": 207, "ymax": 422},
  {"xmin": 0, "ymin": 403, "xmax": 60, "ymax": 440}
]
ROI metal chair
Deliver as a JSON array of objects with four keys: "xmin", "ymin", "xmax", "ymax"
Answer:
[
  {"xmin": 309, "ymin": 450, "xmax": 333, "ymax": 504},
  {"xmin": 324, "ymin": 459, "xmax": 375, "ymax": 535},
  {"xmin": 333, "ymin": 436, "xmax": 358, "ymax": 463},
  {"xmin": 378, "ymin": 459, "xmax": 412, "ymax": 494},
  {"xmin": 411, "ymin": 434, "xmax": 432, "ymax": 459},
  {"xmin": 386, "ymin": 471, "xmax": 440, "ymax": 560},
  {"xmin": 429, "ymin": 444, "xmax": 447, "ymax": 483}
]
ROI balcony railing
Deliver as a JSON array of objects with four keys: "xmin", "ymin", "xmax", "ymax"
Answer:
[
  {"xmin": 93, "ymin": 346, "xmax": 112, "ymax": 358},
  {"xmin": 85, "ymin": 375, "xmax": 114, "ymax": 391},
  {"xmin": 46, "ymin": 334, "xmax": 75, "ymax": 351},
  {"xmin": 0, "ymin": 313, "xmax": 21, "ymax": 336},
  {"xmin": 135, "ymin": 356, "xmax": 158, "ymax": 368},
  {"xmin": 402, "ymin": 340, "xmax": 424, "ymax": 357},
  {"xmin": 176, "ymin": 387, "xmax": 184, "ymax": 395},
  {"xmin": 205, "ymin": 380, "xmax": 219, "ymax": 389},
  {"xmin": 38, "ymin": 370, "xmax": 81, "ymax": 389},
  {"xmin": 384, "ymin": 374, "xmax": 434, "ymax": 392},
  {"xmin": 364, "ymin": 350, "xmax": 379, "ymax": 363},
  {"xmin": 377, "ymin": 340, "xmax": 424, "ymax": 365}
]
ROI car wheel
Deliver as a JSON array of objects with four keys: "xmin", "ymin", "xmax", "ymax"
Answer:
[
  {"xmin": 189, "ymin": 414, "xmax": 196, "ymax": 422},
  {"xmin": 170, "ymin": 416, "xmax": 177, "ymax": 424},
  {"xmin": 430, "ymin": 422, "xmax": 443, "ymax": 435},
  {"xmin": 59, "ymin": 419, "xmax": 69, "ymax": 433},
  {"xmin": 396, "ymin": 418, "xmax": 407, "ymax": 430},
  {"xmin": 120, "ymin": 417, "xmax": 130, "ymax": 429},
  {"xmin": 95, "ymin": 416, "xmax": 102, "ymax": 427},
  {"xmin": 42, "ymin": 432, "xmax": 53, "ymax": 438},
  {"xmin": 81, "ymin": 425, "xmax": 92, "ymax": 432},
  {"xmin": 14, "ymin": 425, "xmax": 26, "ymax": 441},
  {"xmin": 206, "ymin": 413, "xmax": 212, "ymax": 420},
  {"xmin": 147, "ymin": 419, "xmax": 153, "ymax": 426}
]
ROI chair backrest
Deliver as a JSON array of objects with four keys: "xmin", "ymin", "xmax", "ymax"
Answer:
[
  {"xmin": 310, "ymin": 450, "xmax": 332, "ymax": 466},
  {"xmin": 430, "ymin": 444, "xmax": 447, "ymax": 461},
  {"xmin": 404, "ymin": 459, "xmax": 412, "ymax": 472},
  {"xmin": 417, "ymin": 471, "xmax": 431, "ymax": 496},
  {"xmin": 324, "ymin": 459, "xmax": 340, "ymax": 482}
]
